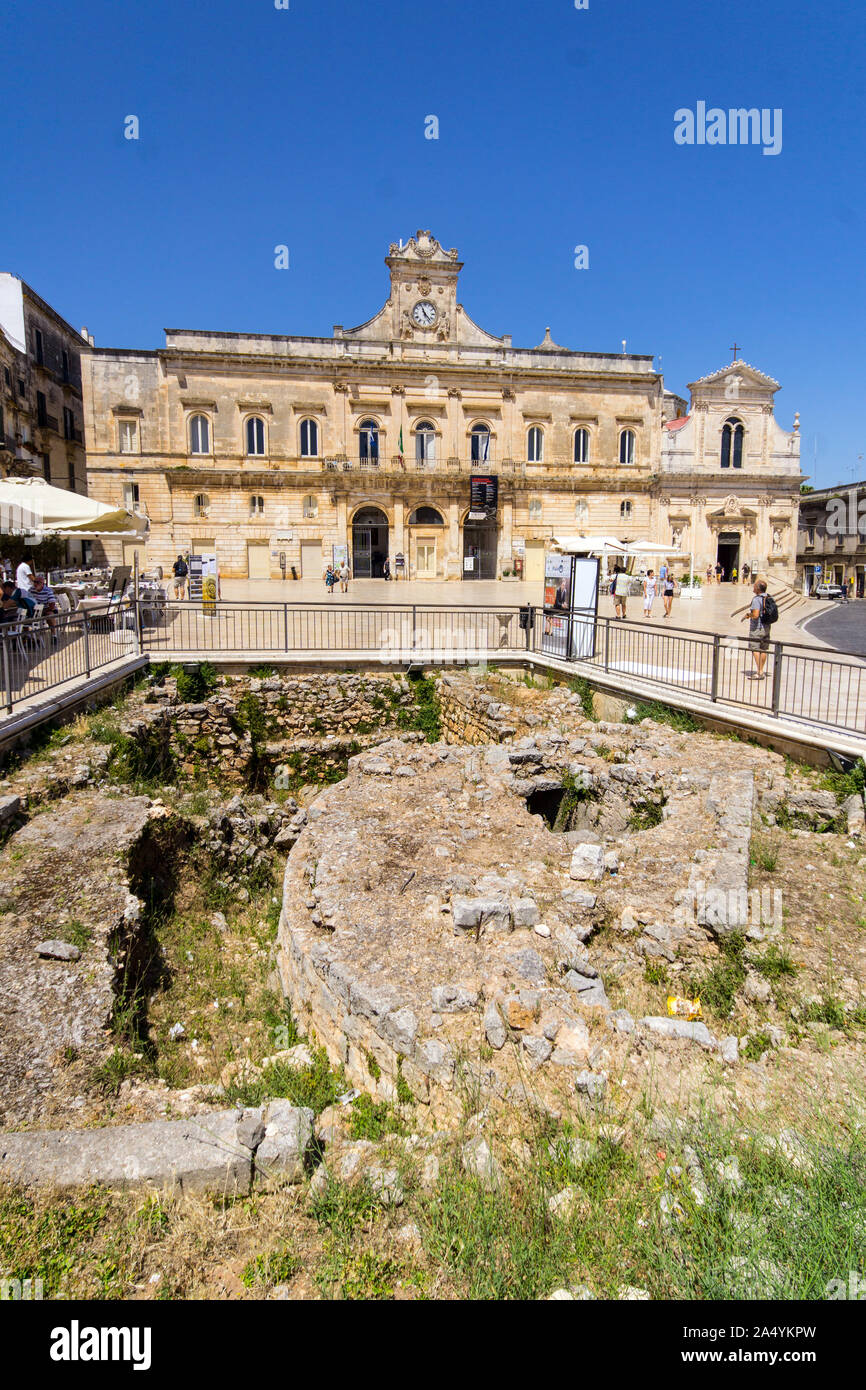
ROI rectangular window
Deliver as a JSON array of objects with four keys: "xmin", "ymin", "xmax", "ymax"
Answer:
[
  {"xmin": 119, "ymin": 419, "xmax": 138, "ymax": 453},
  {"xmin": 35, "ymin": 329, "xmax": 44, "ymax": 365},
  {"xmin": 123, "ymin": 482, "xmax": 140, "ymax": 510},
  {"xmin": 42, "ymin": 452, "xmax": 51, "ymax": 483},
  {"xmin": 18, "ymin": 378, "xmax": 25, "ymax": 398},
  {"xmin": 3, "ymin": 367, "xmax": 10, "ymax": 388},
  {"xmin": 61, "ymin": 349, "xmax": 70, "ymax": 383},
  {"xmin": 63, "ymin": 406, "xmax": 75, "ymax": 440},
  {"xmin": 36, "ymin": 391, "xmax": 47, "ymax": 426}
]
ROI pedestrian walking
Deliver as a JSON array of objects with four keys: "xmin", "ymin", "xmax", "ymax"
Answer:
[
  {"xmin": 741, "ymin": 564, "xmax": 750, "ymax": 585},
  {"xmin": 172, "ymin": 554, "xmax": 188, "ymax": 599},
  {"xmin": 324, "ymin": 563, "xmax": 337, "ymax": 596},
  {"xmin": 383, "ymin": 556, "xmax": 392, "ymax": 581},
  {"xmin": 715, "ymin": 562, "xmax": 723, "ymax": 584},
  {"xmin": 338, "ymin": 559, "xmax": 350, "ymax": 594},
  {"xmin": 642, "ymin": 569, "xmax": 657, "ymax": 618},
  {"xmin": 662, "ymin": 570, "xmax": 675, "ymax": 617},
  {"xmin": 705, "ymin": 564, "xmax": 713, "ymax": 586},
  {"xmin": 731, "ymin": 566, "xmax": 738, "ymax": 584},
  {"xmin": 613, "ymin": 565, "xmax": 630, "ymax": 620}
]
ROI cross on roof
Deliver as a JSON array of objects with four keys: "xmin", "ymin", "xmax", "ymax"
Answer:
[{"xmin": 729, "ymin": 342, "xmax": 742, "ymax": 361}]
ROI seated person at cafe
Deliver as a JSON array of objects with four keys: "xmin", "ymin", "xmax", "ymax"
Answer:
[
  {"xmin": 31, "ymin": 575, "xmax": 59, "ymax": 637},
  {"xmin": 1, "ymin": 578, "xmax": 35, "ymax": 617},
  {"xmin": 0, "ymin": 585, "xmax": 21, "ymax": 624}
]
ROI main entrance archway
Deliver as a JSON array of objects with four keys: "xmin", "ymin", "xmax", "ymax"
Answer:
[{"xmin": 352, "ymin": 506, "xmax": 389, "ymax": 578}]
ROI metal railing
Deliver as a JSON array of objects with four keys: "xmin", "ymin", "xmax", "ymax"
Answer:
[
  {"xmin": 2, "ymin": 597, "xmax": 864, "ymax": 741},
  {"xmin": 544, "ymin": 611, "xmax": 866, "ymax": 737},
  {"xmin": 140, "ymin": 600, "xmax": 525, "ymax": 663},
  {"xmin": 0, "ymin": 606, "xmax": 134, "ymax": 714}
]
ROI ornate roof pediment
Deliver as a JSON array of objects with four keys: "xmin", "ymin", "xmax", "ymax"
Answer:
[
  {"xmin": 688, "ymin": 360, "xmax": 780, "ymax": 395},
  {"xmin": 386, "ymin": 230, "xmax": 462, "ymax": 269}
]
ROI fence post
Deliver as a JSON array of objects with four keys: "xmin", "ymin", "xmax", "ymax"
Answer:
[
  {"xmin": 283, "ymin": 603, "xmax": 289, "ymax": 653},
  {"xmin": 525, "ymin": 605, "xmax": 533, "ymax": 652},
  {"xmin": 710, "ymin": 634, "xmax": 720, "ymax": 702},
  {"xmin": 603, "ymin": 617, "xmax": 610, "ymax": 672},
  {"xmin": 2, "ymin": 636, "xmax": 12, "ymax": 714},
  {"xmin": 412, "ymin": 605, "xmax": 417, "ymax": 653},
  {"xmin": 771, "ymin": 641, "xmax": 783, "ymax": 715},
  {"xmin": 83, "ymin": 614, "xmax": 91, "ymax": 679},
  {"xmin": 133, "ymin": 597, "xmax": 143, "ymax": 654}
]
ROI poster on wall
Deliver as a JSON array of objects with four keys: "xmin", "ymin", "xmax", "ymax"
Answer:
[
  {"xmin": 468, "ymin": 475, "xmax": 498, "ymax": 520},
  {"xmin": 332, "ymin": 543, "xmax": 348, "ymax": 569}
]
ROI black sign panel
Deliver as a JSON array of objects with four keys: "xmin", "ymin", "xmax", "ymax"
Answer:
[{"xmin": 469, "ymin": 475, "xmax": 498, "ymax": 519}]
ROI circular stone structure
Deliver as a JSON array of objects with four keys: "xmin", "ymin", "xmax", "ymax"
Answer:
[{"xmin": 276, "ymin": 717, "xmax": 771, "ymax": 1120}]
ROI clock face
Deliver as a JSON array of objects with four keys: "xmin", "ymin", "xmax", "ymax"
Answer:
[{"xmin": 412, "ymin": 300, "xmax": 436, "ymax": 327}]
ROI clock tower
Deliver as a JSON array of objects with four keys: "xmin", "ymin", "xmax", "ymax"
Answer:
[{"xmin": 384, "ymin": 230, "xmax": 463, "ymax": 343}]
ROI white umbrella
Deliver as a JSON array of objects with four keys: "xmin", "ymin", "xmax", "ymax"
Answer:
[
  {"xmin": 551, "ymin": 534, "xmax": 629, "ymax": 555},
  {"xmin": 0, "ymin": 477, "xmax": 148, "ymax": 539}
]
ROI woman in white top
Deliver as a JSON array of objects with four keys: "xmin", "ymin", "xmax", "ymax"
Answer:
[{"xmin": 642, "ymin": 569, "xmax": 657, "ymax": 617}]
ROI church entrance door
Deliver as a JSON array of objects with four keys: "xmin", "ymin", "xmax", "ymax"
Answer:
[{"xmin": 717, "ymin": 531, "xmax": 740, "ymax": 581}]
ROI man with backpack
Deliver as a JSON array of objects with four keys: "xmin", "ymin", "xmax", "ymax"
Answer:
[
  {"xmin": 172, "ymin": 554, "xmax": 189, "ymax": 599},
  {"xmin": 741, "ymin": 578, "xmax": 778, "ymax": 680}
]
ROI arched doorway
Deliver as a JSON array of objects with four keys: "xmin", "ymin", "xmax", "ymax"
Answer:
[
  {"xmin": 462, "ymin": 512, "xmax": 498, "ymax": 580},
  {"xmin": 352, "ymin": 506, "xmax": 389, "ymax": 578}
]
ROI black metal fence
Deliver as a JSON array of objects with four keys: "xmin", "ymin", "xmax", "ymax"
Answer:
[
  {"xmin": 1, "ymin": 598, "xmax": 864, "ymax": 740},
  {"xmin": 0, "ymin": 606, "xmax": 133, "ymax": 714}
]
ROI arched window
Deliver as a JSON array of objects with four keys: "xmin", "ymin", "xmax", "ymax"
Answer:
[
  {"xmin": 300, "ymin": 418, "xmax": 319, "ymax": 458},
  {"xmin": 193, "ymin": 492, "xmax": 210, "ymax": 518},
  {"xmin": 575, "ymin": 498, "xmax": 589, "ymax": 525},
  {"xmin": 414, "ymin": 421, "xmax": 436, "ymax": 465},
  {"xmin": 408, "ymin": 506, "xmax": 444, "ymax": 525},
  {"xmin": 245, "ymin": 417, "xmax": 265, "ymax": 456},
  {"xmin": 470, "ymin": 423, "xmax": 491, "ymax": 463},
  {"xmin": 528, "ymin": 497, "xmax": 542, "ymax": 521},
  {"xmin": 527, "ymin": 426, "xmax": 544, "ymax": 463},
  {"xmin": 619, "ymin": 429, "xmax": 636, "ymax": 465},
  {"xmin": 302, "ymin": 494, "xmax": 319, "ymax": 519},
  {"xmin": 620, "ymin": 499, "xmax": 633, "ymax": 519},
  {"xmin": 249, "ymin": 494, "xmax": 264, "ymax": 517},
  {"xmin": 721, "ymin": 417, "xmax": 744, "ymax": 469},
  {"xmin": 189, "ymin": 415, "xmax": 210, "ymax": 454},
  {"xmin": 574, "ymin": 428, "xmax": 590, "ymax": 464},
  {"xmin": 359, "ymin": 419, "xmax": 379, "ymax": 463}
]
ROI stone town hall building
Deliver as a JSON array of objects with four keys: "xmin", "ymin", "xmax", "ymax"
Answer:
[{"xmin": 82, "ymin": 231, "xmax": 802, "ymax": 584}]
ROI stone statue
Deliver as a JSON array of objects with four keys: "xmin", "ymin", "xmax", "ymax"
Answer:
[{"xmin": 772, "ymin": 527, "xmax": 783, "ymax": 553}]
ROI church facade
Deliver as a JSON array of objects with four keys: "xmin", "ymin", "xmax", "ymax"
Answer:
[{"xmin": 81, "ymin": 231, "xmax": 802, "ymax": 585}]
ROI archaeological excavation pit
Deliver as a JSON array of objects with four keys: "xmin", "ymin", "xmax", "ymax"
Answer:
[{"xmin": 276, "ymin": 720, "xmax": 781, "ymax": 1119}]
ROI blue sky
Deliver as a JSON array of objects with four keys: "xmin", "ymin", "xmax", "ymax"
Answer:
[{"xmin": 3, "ymin": 0, "xmax": 864, "ymax": 485}]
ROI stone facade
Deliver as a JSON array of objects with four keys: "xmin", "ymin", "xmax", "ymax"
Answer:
[
  {"xmin": 0, "ymin": 275, "xmax": 89, "ymax": 499},
  {"xmin": 796, "ymin": 479, "xmax": 866, "ymax": 597},
  {"xmin": 659, "ymin": 362, "xmax": 802, "ymax": 584},
  {"xmin": 81, "ymin": 231, "xmax": 801, "ymax": 583}
]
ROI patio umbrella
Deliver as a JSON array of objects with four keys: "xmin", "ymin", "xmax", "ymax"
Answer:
[{"xmin": 0, "ymin": 477, "xmax": 148, "ymax": 539}]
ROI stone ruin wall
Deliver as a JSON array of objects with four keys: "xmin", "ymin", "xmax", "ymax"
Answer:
[{"xmin": 139, "ymin": 671, "xmax": 420, "ymax": 783}]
